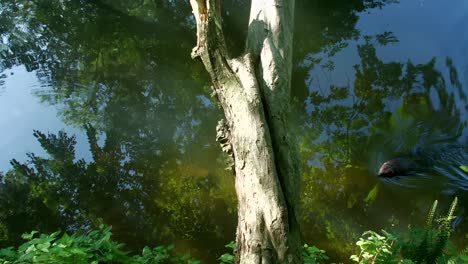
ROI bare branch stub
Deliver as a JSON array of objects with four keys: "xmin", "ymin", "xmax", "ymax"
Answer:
[{"xmin": 189, "ymin": 0, "xmax": 232, "ymax": 83}]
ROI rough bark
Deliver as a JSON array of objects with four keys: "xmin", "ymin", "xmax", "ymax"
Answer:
[{"xmin": 189, "ymin": 0, "xmax": 301, "ymax": 263}]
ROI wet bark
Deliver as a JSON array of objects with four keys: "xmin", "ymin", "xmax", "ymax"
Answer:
[{"xmin": 189, "ymin": 0, "xmax": 301, "ymax": 263}]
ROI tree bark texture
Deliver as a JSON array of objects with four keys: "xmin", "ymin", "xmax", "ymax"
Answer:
[{"xmin": 189, "ymin": 0, "xmax": 301, "ymax": 263}]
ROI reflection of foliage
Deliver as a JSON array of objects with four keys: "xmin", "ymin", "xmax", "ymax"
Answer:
[
  {"xmin": 0, "ymin": 0, "xmax": 233, "ymax": 260},
  {"xmin": 155, "ymin": 168, "xmax": 228, "ymax": 240},
  {"xmin": 293, "ymin": 0, "xmax": 400, "ymax": 102},
  {"xmin": 2, "ymin": 0, "xmax": 464, "ymax": 262},
  {"xmin": 303, "ymin": 33, "xmax": 465, "ymax": 173},
  {"xmin": 0, "ymin": 129, "xmax": 236, "ymax": 254},
  {"xmin": 376, "ymin": 31, "xmax": 399, "ymax": 46},
  {"xmin": 300, "ymin": 31, "xmax": 467, "ymax": 260}
]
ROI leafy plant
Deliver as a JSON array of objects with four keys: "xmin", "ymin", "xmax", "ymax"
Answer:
[
  {"xmin": 218, "ymin": 241, "xmax": 235, "ymax": 264},
  {"xmin": 0, "ymin": 225, "xmax": 128, "ymax": 264},
  {"xmin": 303, "ymin": 244, "xmax": 329, "ymax": 264},
  {"xmin": 350, "ymin": 230, "xmax": 398, "ymax": 264},
  {"xmin": 350, "ymin": 197, "xmax": 467, "ymax": 264},
  {"xmin": 397, "ymin": 197, "xmax": 460, "ymax": 264},
  {"xmin": 0, "ymin": 225, "xmax": 199, "ymax": 264}
]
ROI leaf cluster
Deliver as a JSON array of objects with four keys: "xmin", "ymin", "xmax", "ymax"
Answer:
[
  {"xmin": 0, "ymin": 225, "xmax": 199, "ymax": 264},
  {"xmin": 350, "ymin": 198, "xmax": 468, "ymax": 264},
  {"xmin": 303, "ymin": 244, "xmax": 329, "ymax": 264}
]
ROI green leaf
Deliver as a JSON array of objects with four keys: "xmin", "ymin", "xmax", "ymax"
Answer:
[
  {"xmin": 36, "ymin": 242, "xmax": 50, "ymax": 252},
  {"xmin": 460, "ymin": 165, "xmax": 468, "ymax": 173},
  {"xmin": 225, "ymin": 241, "xmax": 236, "ymax": 249},
  {"xmin": 21, "ymin": 231, "xmax": 39, "ymax": 240},
  {"xmin": 70, "ymin": 248, "xmax": 87, "ymax": 256},
  {"xmin": 364, "ymin": 184, "xmax": 379, "ymax": 205},
  {"xmin": 219, "ymin": 253, "xmax": 234, "ymax": 263}
]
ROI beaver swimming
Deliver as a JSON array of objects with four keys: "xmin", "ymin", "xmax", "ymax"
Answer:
[
  {"xmin": 378, "ymin": 157, "xmax": 419, "ymax": 177},
  {"xmin": 377, "ymin": 144, "xmax": 468, "ymax": 191}
]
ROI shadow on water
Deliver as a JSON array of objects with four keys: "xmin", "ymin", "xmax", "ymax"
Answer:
[{"xmin": 0, "ymin": 0, "xmax": 467, "ymax": 262}]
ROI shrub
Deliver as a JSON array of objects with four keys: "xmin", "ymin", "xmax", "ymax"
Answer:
[{"xmin": 0, "ymin": 225, "xmax": 199, "ymax": 264}]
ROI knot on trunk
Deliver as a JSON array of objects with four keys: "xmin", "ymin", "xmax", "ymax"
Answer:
[
  {"xmin": 216, "ymin": 119, "xmax": 233, "ymax": 155},
  {"xmin": 216, "ymin": 119, "xmax": 235, "ymax": 171}
]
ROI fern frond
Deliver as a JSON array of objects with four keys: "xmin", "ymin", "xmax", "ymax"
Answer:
[
  {"xmin": 426, "ymin": 200, "xmax": 438, "ymax": 227},
  {"xmin": 446, "ymin": 197, "xmax": 458, "ymax": 222},
  {"xmin": 460, "ymin": 245, "xmax": 468, "ymax": 255}
]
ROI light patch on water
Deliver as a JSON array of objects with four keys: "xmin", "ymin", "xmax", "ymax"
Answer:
[{"xmin": 0, "ymin": 66, "xmax": 92, "ymax": 171}]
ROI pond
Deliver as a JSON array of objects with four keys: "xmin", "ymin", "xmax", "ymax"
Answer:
[{"xmin": 0, "ymin": 0, "xmax": 466, "ymax": 262}]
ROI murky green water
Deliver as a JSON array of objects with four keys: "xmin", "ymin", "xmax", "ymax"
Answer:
[{"xmin": 0, "ymin": 0, "xmax": 466, "ymax": 262}]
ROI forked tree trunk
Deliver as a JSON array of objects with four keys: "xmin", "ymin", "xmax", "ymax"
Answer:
[{"xmin": 189, "ymin": 0, "xmax": 301, "ymax": 263}]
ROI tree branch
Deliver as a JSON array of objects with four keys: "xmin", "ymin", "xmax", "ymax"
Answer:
[{"xmin": 190, "ymin": 0, "xmax": 233, "ymax": 85}]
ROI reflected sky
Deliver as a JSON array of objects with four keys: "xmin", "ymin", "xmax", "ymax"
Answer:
[{"xmin": 0, "ymin": 66, "xmax": 91, "ymax": 169}]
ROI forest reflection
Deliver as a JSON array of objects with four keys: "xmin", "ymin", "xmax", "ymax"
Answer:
[{"xmin": 0, "ymin": 0, "xmax": 466, "ymax": 262}]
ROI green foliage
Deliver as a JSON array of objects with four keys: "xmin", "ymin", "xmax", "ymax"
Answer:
[
  {"xmin": 216, "ymin": 242, "xmax": 331, "ymax": 264},
  {"xmin": 0, "ymin": 225, "xmax": 126, "ymax": 263},
  {"xmin": 131, "ymin": 245, "xmax": 201, "ymax": 264},
  {"xmin": 0, "ymin": 226, "xmax": 199, "ymax": 264},
  {"xmin": 218, "ymin": 241, "xmax": 235, "ymax": 264},
  {"xmin": 350, "ymin": 197, "xmax": 467, "ymax": 264},
  {"xmin": 0, "ymin": 221, "xmax": 466, "ymax": 264},
  {"xmin": 350, "ymin": 230, "xmax": 398, "ymax": 264},
  {"xmin": 303, "ymin": 244, "xmax": 329, "ymax": 264},
  {"xmin": 397, "ymin": 197, "xmax": 460, "ymax": 264}
]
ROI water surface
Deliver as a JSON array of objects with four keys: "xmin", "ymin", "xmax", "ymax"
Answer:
[{"xmin": 0, "ymin": 0, "xmax": 466, "ymax": 262}]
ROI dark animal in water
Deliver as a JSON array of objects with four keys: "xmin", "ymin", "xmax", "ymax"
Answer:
[
  {"xmin": 378, "ymin": 157, "xmax": 419, "ymax": 177},
  {"xmin": 377, "ymin": 144, "xmax": 468, "ymax": 191},
  {"xmin": 378, "ymin": 144, "xmax": 468, "ymax": 177}
]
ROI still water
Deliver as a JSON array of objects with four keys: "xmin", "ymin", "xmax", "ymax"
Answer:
[{"xmin": 0, "ymin": 0, "xmax": 466, "ymax": 262}]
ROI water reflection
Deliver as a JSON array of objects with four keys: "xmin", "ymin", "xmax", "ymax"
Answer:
[
  {"xmin": 0, "ymin": 0, "xmax": 235, "ymax": 260},
  {"xmin": 298, "ymin": 3, "xmax": 467, "ymax": 258},
  {"xmin": 0, "ymin": 0, "xmax": 466, "ymax": 262}
]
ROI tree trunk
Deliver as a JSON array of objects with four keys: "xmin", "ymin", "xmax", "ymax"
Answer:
[{"xmin": 189, "ymin": 0, "xmax": 301, "ymax": 263}]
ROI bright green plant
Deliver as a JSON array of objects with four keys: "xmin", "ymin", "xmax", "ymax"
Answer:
[
  {"xmin": 350, "ymin": 230, "xmax": 398, "ymax": 264},
  {"xmin": 350, "ymin": 197, "xmax": 467, "ymax": 264},
  {"xmin": 1, "ymin": 197, "xmax": 466, "ymax": 264},
  {"xmin": 0, "ymin": 225, "xmax": 128, "ymax": 264},
  {"xmin": 303, "ymin": 244, "xmax": 329, "ymax": 264},
  {"xmin": 396, "ymin": 197, "xmax": 461, "ymax": 264},
  {"xmin": 218, "ymin": 241, "xmax": 235, "ymax": 264},
  {"xmin": 0, "ymin": 225, "xmax": 199, "ymax": 264}
]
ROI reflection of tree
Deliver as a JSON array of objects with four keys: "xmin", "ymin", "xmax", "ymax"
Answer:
[
  {"xmin": 299, "ymin": 33, "xmax": 467, "ymax": 259},
  {"xmin": 304, "ymin": 34, "xmax": 465, "ymax": 166},
  {"xmin": 0, "ymin": 1, "xmax": 236, "ymax": 260},
  {"xmin": 0, "ymin": 128, "xmax": 236, "ymax": 253},
  {"xmin": 0, "ymin": 0, "xmax": 438, "ymax": 262},
  {"xmin": 292, "ymin": 0, "xmax": 400, "ymax": 104}
]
